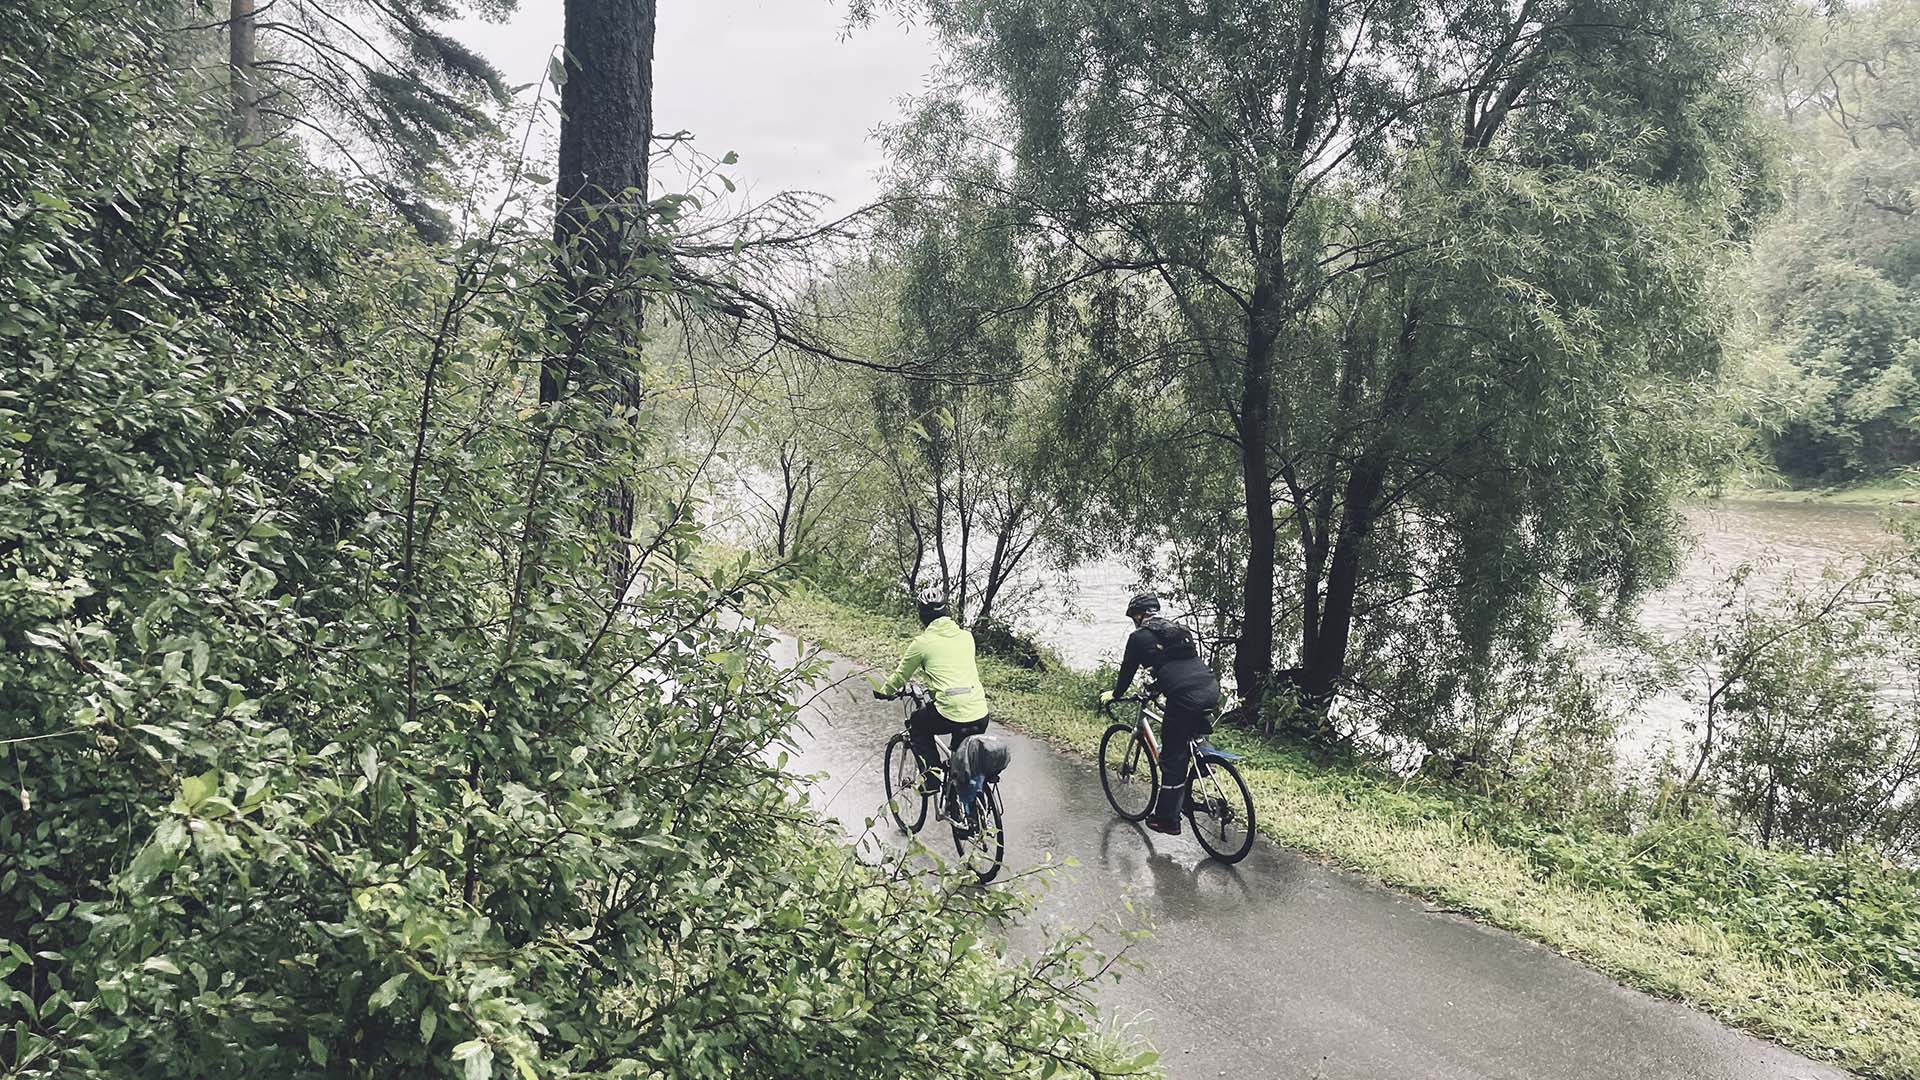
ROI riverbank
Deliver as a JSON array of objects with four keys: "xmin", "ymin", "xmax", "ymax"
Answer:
[
  {"xmin": 766, "ymin": 583, "xmax": 1920, "ymax": 1080},
  {"xmin": 1708, "ymin": 477, "xmax": 1920, "ymax": 507}
]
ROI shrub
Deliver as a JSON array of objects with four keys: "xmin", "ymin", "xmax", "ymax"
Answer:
[{"xmin": 0, "ymin": 7, "xmax": 1148, "ymax": 1077}]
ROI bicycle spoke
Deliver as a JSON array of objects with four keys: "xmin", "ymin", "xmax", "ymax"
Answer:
[
  {"xmin": 1187, "ymin": 758, "xmax": 1255, "ymax": 863},
  {"xmin": 1099, "ymin": 723, "xmax": 1156, "ymax": 821}
]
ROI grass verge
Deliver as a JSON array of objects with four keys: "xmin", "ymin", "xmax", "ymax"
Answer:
[
  {"xmin": 768, "ymin": 582, "xmax": 1920, "ymax": 1080},
  {"xmin": 1707, "ymin": 477, "xmax": 1920, "ymax": 507}
]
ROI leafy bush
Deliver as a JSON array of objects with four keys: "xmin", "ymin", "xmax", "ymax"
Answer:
[
  {"xmin": 1497, "ymin": 818, "xmax": 1920, "ymax": 991},
  {"xmin": 0, "ymin": 6, "xmax": 1148, "ymax": 1077},
  {"xmin": 1663, "ymin": 552, "xmax": 1920, "ymax": 857}
]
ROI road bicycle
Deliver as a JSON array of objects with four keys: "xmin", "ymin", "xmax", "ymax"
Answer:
[
  {"xmin": 879, "ymin": 683, "xmax": 1008, "ymax": 883},
  {"xmin": 1099, "ymin": 685, "xmax": 1256, "ymax": 863}
]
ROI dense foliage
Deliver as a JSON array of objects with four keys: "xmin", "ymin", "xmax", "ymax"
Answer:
[
  {"xmin": 0, "ymin": 5, "xmax": 1150, "ymax": 1077},
  {"xmin": 708, "ymin": 182, "xmax": 1071, "ymax": 640},
  {"xmin": 1742, "ymin": 0, "xmax": 1920, "ymax": 482},
  {"xmin": 837, "ymin": 0, "xmax": 1774, "ymax": 750}
]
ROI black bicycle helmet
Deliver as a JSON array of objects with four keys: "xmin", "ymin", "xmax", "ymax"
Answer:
[
  {"xmin": 1125, "ymin": 591, "xmax": 1161, "ymax": 617},
  {"xmin": 915, "ymin": 585, "xmax": 950, "ymax": 626}
]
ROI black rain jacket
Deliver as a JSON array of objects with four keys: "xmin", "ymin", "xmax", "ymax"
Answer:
[{"xmin": 1113, "ymin": 617, "xmax": 1221, "ymax": 713}]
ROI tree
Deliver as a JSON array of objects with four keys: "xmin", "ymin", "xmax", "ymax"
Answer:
[
  {"xmin": 1744, "ymin": 0, "xmax": 1920, "ymax": 482},
  {"xmin": 227, "ymin": 0, "xmax": 258, "ymax": 142},
  {"xmin": 704, "ymin": 213, "xmax": 1066, "ymax": 633},
  {"xmin": 540, "ymin": 0, "xmax": 657, "ymax": 589},
  {"xmin": 708, "ymin": 348, "xmax": 865, "ymax": 561},
  {"xmin": 875, "ymin": 0, "xmax": 1771, "ymax": 726},
  {"xmin": 823, "ymin": 135, "xmax": 1074, "ymax": 629},
  {"xmin": 217, "ymin": 0, "xmax": 517, "ymax": 236}
]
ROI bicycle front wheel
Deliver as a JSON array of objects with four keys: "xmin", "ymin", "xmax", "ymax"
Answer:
[
  {"xmin": 1188, "ymin": 757, "xmax": 1256, "ymax": 863},
  {"xmin": 1099, "ymin": 722, "xmax": 1157, "ymax": 821},
  {"xmin": 953, "ymin": 784, "xmax": 1005, "ymax": 884},
  {"xmin": 883, "ymin": 732, "xmax": 927, "ymax": 834}
]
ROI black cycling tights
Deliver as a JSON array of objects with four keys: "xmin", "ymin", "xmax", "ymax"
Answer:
[{"xmin": 908, "ymin": 701, "xmax": 988, "ymax": 773}]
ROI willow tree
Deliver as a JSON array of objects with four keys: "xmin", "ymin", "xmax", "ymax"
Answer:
[
  {"xmin": 875, "ymin": 0, "xmax": 1773, "ymax": 724},
  {"xmin": 870, "ymin": 138, "xmax": 1053, "ymax": 624}
]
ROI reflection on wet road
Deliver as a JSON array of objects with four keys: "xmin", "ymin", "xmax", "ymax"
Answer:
[{"xmin": 770, "ymin": 630, "xmax": 1852, "ymax": 1080}]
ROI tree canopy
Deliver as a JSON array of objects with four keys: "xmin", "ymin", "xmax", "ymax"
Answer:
[{"xmin": 855, "ymin": 0, "xmax": 1774, "ymax": 741}]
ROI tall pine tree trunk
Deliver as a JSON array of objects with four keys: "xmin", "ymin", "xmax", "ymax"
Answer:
[
  {"xmin": 228, "ymin": 0, "xmax": 259, "ymax": 143},
  {"xmin": 547, "ymin": 0, "xmax": 655, "ymax": 589}
]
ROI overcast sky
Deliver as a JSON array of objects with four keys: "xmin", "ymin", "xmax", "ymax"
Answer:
[{"xmin": 452, "ymin": 2, "xmax": 941, "ymax": 213}]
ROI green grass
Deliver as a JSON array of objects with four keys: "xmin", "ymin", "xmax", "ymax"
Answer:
[
  {"xmin": 1709, "ymin": 475, "xmax": 1920, "ymax": 507},
  {"xmin": 767, "ymin": 582, "xmax": 1920, "ymax": 1080}
]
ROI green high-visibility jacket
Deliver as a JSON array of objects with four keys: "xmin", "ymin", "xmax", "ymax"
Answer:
[{"xmin": 878, "ymin": 617, "xmax": 991, "ymax": 722}]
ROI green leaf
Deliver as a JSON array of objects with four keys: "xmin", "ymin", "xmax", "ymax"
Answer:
[
  {"xmin": 127, "ymin": 818, "xmax": 187, "ymax": 886},
  {"xmin": 308, "ymin": 1035, "xmax": 328, "ymax": 1067},
  {"xmin": 453, "ymin": 1039, "xmax": 493, "ymax": 1080},
  {"xmin": 180, "ymin": 771, "xmax": 216, "ymax": 810},
  {"xmin": 369, "ymin": 972, "xmax": 408, "ymax": 1010}
]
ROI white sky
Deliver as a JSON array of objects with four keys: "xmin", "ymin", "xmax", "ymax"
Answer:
[{"xmin": 453, "ymin": 1, "xmax": 941, "ymax": 214}]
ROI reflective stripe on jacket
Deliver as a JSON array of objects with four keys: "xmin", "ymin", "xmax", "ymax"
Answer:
[{"xmin": 878, "ymin": 617, "xmax": 991, "ymax": 723}]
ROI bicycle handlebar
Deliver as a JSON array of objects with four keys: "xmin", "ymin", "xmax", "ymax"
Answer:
[
  {"xmin": 878, "ymin": 682, "xmax": 932, "ymax": 706},
  {"xmin": 1099, "ymin": 683, "xmax": 1160, "ymax": 718}
]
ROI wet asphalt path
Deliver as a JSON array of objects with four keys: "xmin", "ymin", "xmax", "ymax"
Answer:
[{"xmin": 770, "ymin": 633, "xmax": 1850, "ymax": 1080}]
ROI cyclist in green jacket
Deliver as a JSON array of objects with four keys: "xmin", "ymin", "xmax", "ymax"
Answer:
[{"xmin": 874, "ymin": 587, "xmax": 991, "ymax": 796}]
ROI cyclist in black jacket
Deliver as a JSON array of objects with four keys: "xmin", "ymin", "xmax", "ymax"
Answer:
[{"xmin": 1100, "ymin": 592, "xmax": 1222, "ymax": 835}]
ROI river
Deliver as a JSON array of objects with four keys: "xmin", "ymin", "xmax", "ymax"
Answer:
[
  {"xmin": 712, "ymin": 464, "xmax": 1909, "ymax": 763},
  {"xmin": 1008, "ymin": 499, "xmax": 1909, "ymax": 764}
]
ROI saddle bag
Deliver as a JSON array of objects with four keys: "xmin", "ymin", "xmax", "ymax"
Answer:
[{"xmin": 950, "ymin": 733, "xmax": 1012, "ymax": 782}]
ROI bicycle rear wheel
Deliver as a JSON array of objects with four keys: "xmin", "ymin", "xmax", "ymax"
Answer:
[
  {"xmin": 1187, "ymin": 757, "xmax": 1255, "ymax": 863},
  {"xmin": 883, "ymin": 732, "xmax": 928, "ymax": 833},
  {"xmin": 953, "ymin": 784, "xmax": 1005, "ymax": 884},
  {"xmin": 1098, "ymin": 722, "xmax": 1157, "ymax": 821}
]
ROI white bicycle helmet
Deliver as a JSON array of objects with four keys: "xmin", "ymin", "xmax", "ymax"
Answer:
[{"xmin": 915, "ymin": 585, "xmax": 949, "ymax": 625}]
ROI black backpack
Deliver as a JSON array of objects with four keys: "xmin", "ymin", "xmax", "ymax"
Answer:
[{"xmin": 1143, "ymin": 618, "xmax": 1200, "ymax": 664}]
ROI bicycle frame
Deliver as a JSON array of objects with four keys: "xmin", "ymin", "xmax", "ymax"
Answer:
[
  {"xmin": 1130, "ymin": 700, "xmax": 1163, "ymax": 762},
  {"xmin": 891, "ymin": 683, "xmax": 944, "ymax": 763},
  {"xmin": 888, "ymin": 682, "xmax": 973, "ymax": 793},
  {"xmin": 1100, "ymin": 686, "xmax": 1254, "ymax": 861},
  {"xmin": 1113, "ymin": 689, "xmax": 1216, "ymax": 784}
]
